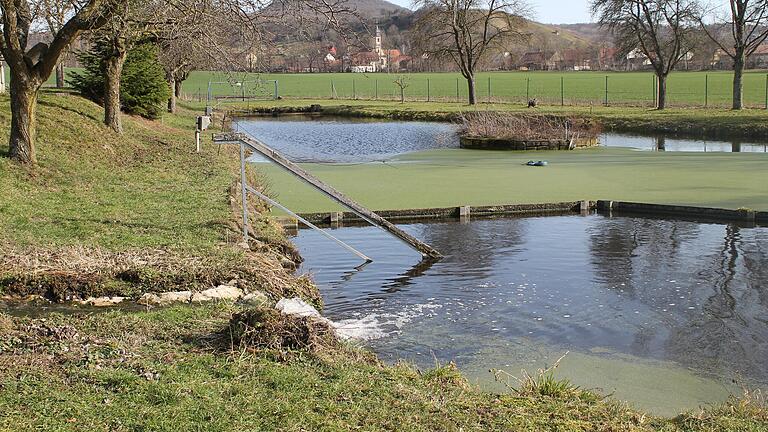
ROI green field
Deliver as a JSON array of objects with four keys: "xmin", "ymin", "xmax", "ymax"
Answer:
[
  {"xmin": 12, "ymin": 66, "xmax": 767, "ymax": 108},
  {"xmin": 182, "ymin": 70, "xmax": 768, "ymax": 108},
  {"xmin": 255, "ymin": 147, "xmax": 768, "ymax": 214}
]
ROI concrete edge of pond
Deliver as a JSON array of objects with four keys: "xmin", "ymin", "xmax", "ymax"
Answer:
[
  {"xmin": 597, "ymin": 200, "xmax": 768, "ymax": 226},
  {"xmin": 270, "ymin": 200, "xmax": 767, "ymax": 229},
  {"xmin": 291, "ymin": 201, "xmax": 589, "ymax": 227}
]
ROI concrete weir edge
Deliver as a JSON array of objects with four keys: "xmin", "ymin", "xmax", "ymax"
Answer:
[{"xmin": 270, "ymin": 200, "xmax": 768, "ymax": 229}]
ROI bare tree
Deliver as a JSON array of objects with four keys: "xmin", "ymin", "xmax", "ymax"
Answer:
[
  {"xmin": 393, "ymin": 74, "xmax": 409, "ymax": 102},
  {"xmin": 1, "ymin": 0, "xmax": 126, "ymax": 164},
  {"xmin": 33, "ymin": 0, "xmax": 73, "ymax": 87},
  {"xmin": 698, "ymin": 0, "xmax": 768, "ymax": 109},
  {"xmin": 592, "ymin": 0, "xmax": 698, "ymax": 109},
  {"xmin": 413, "ymin": 0, "xmax": 529, "ymax": 105}
]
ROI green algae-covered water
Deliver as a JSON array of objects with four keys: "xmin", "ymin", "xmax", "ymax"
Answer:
[
  {"xmin": 292, "ymin": 215, "xmax": 768, "ymax": 416},
  {"xmin": 236, "ymin": 117, "xmax": 768, "ymax": 214}
]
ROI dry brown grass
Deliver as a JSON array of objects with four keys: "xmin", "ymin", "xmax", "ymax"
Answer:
[
  {"xmin": 457, "ymin": 111, "xmax": 602, "ymax": 141},
  {"xmin": 228, "ymin": 307, "xmax": 338, "ymax": 356},
  {"xmin": 0, "ymin": 242, "xmax": 319, "ymax": 304}
]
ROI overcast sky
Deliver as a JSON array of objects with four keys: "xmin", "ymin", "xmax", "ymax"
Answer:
[{"xmin": 388, "ymin": 0, "xmax": 594, "ymax": 24}]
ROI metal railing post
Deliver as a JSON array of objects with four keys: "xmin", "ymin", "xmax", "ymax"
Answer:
[{"xmin": 240, "ymin": 143, "xmax": 249, "ymax": 242}]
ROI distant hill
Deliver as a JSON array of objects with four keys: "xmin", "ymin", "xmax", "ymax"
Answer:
[
  {"xmin": 552, "ymin": 23, "xmax": 610, "ymax": 44},
  {"xmin": 350, "ymin": 0, "xmax": 409, "ymax": 17}
]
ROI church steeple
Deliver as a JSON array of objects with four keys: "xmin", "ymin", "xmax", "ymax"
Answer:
[{"xmin": 375, "ymin": 23, "xmax": 383, "ymax": 56}]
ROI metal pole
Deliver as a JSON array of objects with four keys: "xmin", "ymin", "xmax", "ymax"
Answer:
[
  {"xmin": 604, "ymin": 76, "xmax": 609, "ymax": 106},
  {"xmin": 239, "ymin": 143, "xmax": 249, "ymax": 243},
  {"xmin": 274, "ymin": 80, "xmax": 279, "ymax": 100},
  {"xmin": 526, "ymin": 77, "xmax": 530, "ymax": 101},
  {"xmin": 561, "ymin": 76, "xmax": 564, "ymax": 106},
  {"xmin": 195, "ymin": 130, "xmax": 201, "ymax": 153},
  {"xmin": 705, "ymin": 75, "xmax": 708, "ymax": 108},
  {"xmin": 456, "ymin": 78, "xmax": 460, "ymax": 102},
  {"xmin": 245, "ymin": 185, "xmax": 372, "ymax": 263}
]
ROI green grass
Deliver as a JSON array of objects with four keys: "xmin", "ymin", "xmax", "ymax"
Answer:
[
  {"xmin": 0, "ymin": 93, "xmax": 234, "ymax": 251},
  {"xmin": 0, "ymin": 93, "xmax": 314, "ymax": 301},
  {"xmin": 182, "ymin": 70, "xmax": 768, "ymax": 108},
  {"xmin": 253, "ymin": 146, "xmax": 768, "ymax": 214},
  {"xmin": 1, "ymin": 304, "xmax": 765, "ymax": 431}
]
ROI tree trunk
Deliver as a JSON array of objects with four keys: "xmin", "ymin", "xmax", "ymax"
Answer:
[
  {"xmin": 55, "ymin": 63, "xmax": 65, "ymax": 88},
  {"xmin": 732, "ymin": 51, "xmax": 745, "ymax": 110},
  {"xmin": 467, "ymin": 75, "xmax": 477, "ymax": 105},
  {"xmin": 175, "ymin": 79, "xmax": 182, "ymax": 98},
  {"xmin": 657, "ymin": 73, "xmax": 667, "ymax": 110},
  {"xmin": 104, "ymin": 51, "xmax": 127, "ymax": 133},
  {"xmin": 167, "ymin": 74, "xmax": 177, "ymax": 114},
  {"xmin": 8, "ymin": 73, "xmax": 40, "ymax": 164}
]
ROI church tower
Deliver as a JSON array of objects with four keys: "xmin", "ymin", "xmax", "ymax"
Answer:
[{"xmin": 375, "ymin": 24, "xmax": 383, "ymax": 56}]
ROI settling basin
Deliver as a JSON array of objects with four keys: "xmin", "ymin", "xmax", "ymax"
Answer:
[
  {"xmin": 291, "ymin": 214, "xmax": 768, "ymax": 416},
  {"xmin": 239, "ymin": 115, "xmax": 768, "ymax": 415}
]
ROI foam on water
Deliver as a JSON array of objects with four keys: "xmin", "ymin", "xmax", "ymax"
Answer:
[{"xmin": 332, "ymin": 303, "xmax": 443, "ymax": 341}]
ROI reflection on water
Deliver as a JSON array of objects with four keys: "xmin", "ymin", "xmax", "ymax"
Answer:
[
  {"xmin": 601, "ymin": 133, "xmax": 768, "ymax": 152},
  {"xmin": 234, "ymin": 116, "xmax": 459, "ymax": 162},
  {"xmin": 235, "ymin": 116, "xmax": 768, "ymax": 160},
  {"xmin": 292, "ymin": 214, "xmax": 768, "ymax": 415}
]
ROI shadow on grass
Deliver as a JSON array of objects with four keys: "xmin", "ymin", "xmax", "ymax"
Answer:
[{"xmin": 38, "ymin": 98, "xmax": 101, "ymax": 123}]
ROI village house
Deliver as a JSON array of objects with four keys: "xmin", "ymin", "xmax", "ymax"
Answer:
[{"xmin": 517, "ymin": 50, "xmax": 563, "ymax": 71}]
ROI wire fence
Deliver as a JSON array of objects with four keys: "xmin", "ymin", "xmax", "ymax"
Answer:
[{"xmin": 185, "ymin": 72, "xmax": 768, "ymax": 109}]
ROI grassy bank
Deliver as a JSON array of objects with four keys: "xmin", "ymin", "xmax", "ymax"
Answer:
[
  {"xmin": 0, "ymin": 92, "xmax": 311, "ymax": 302},
  {"xmin": 219, "ymin": 98, "xmax": 768, "ymax": 141},
  {"xmin": 1, "ymin": 304, "xmax": 766, "ymax": 431}
]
